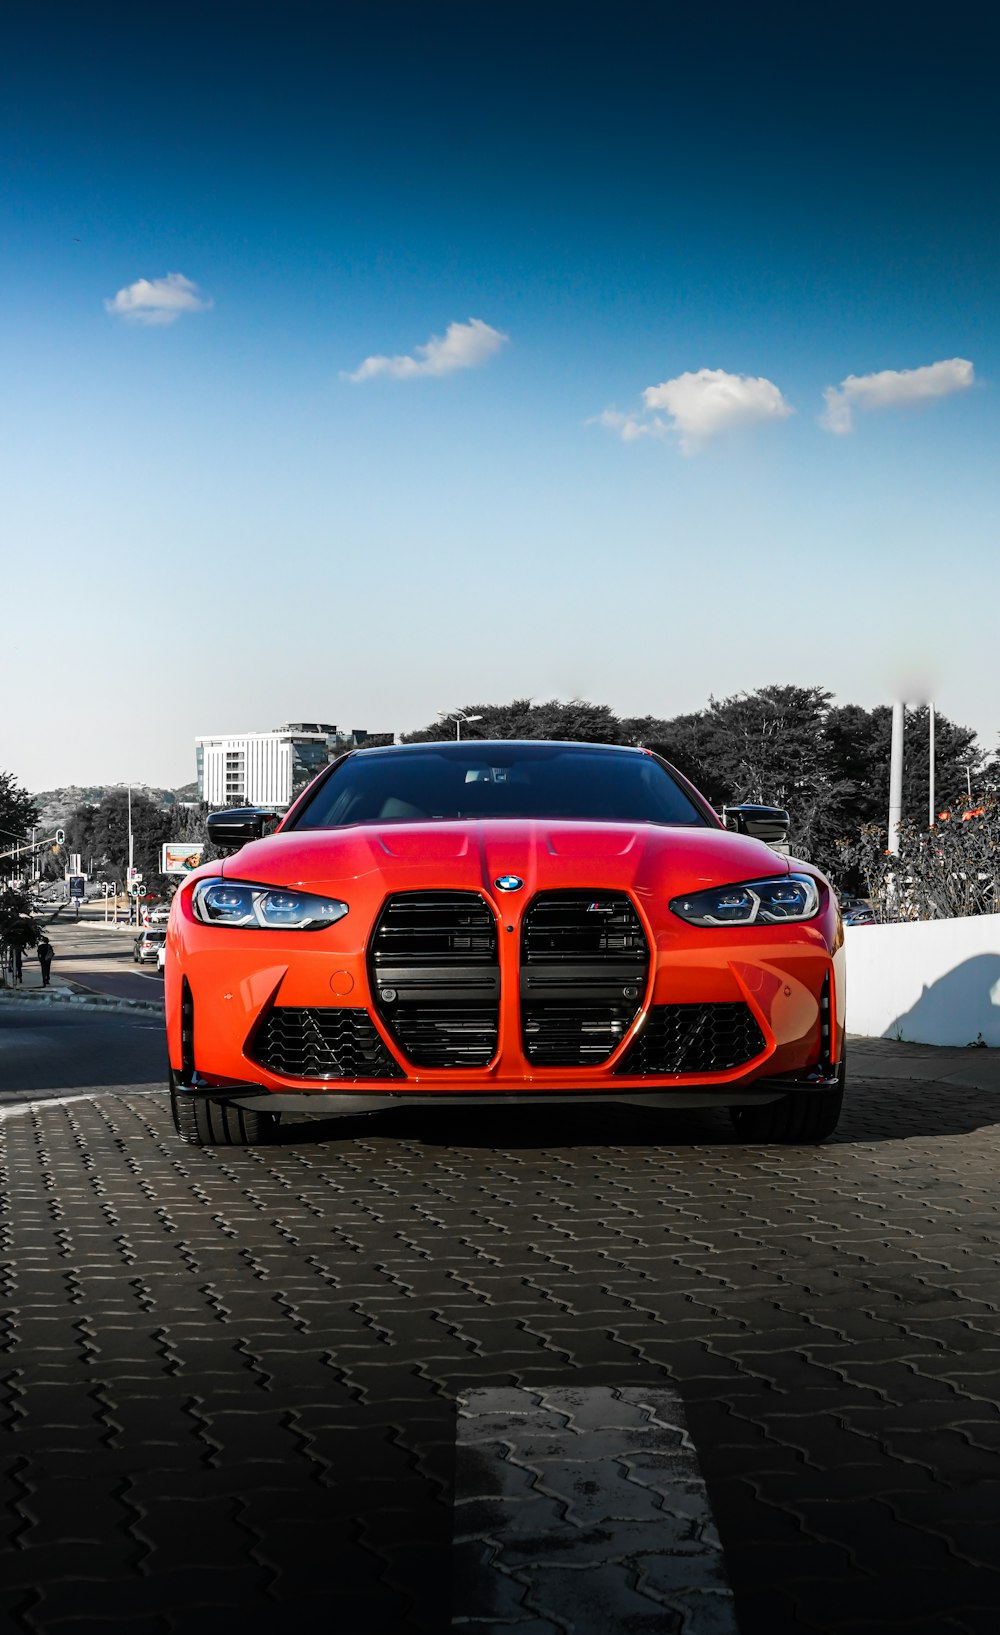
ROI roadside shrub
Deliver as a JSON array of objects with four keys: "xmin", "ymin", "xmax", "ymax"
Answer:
[{"xmin": 837, "ymin": 799, "xmax": 1000, "ymax": 921}]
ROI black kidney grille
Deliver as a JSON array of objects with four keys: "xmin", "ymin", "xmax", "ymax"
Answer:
[
  {"xmin": 373, "ymin": 891, "xmax": 498, "ymax": 963},
  {"xmin": 250, "ymin": 1007, "xmax": 404, "ymax": 1081},
  {"xmin": 520, "ymin": 892, "xmax": 649, "ymax": 1067},
  {"xmin": 371, "ymin": 891, "xmax": 500, "ymax": 1068},
  {"xmin": 615, "ymin": 1004, "xmax": 766, "ymax": 1076},
  {"xmin": 521, "ymin": 892, "xmax": 648, "ymax": 963},
  {"xmin": 522, "ymin": 1002, "xmax": 640, "ymax": 1067},
  {"xmin": 388, "ymin": 1007, "xmax": 499, "ymax": 1068}
]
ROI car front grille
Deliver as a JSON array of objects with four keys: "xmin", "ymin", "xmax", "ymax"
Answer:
[
  {"xmin": 249, "ymin": 1007, "xmax": 404, "ymax": 1081},
  {"xmin": 520, "ymin": 891, "xmax": 649, "ymax": 1066},
  {"xmin": 370, "ymin": 891, "xmax": 500, "ymax": 1068},
  {"xmin": 614, "ymin": 1003, "xmax": 766, "ymax": 1076}
]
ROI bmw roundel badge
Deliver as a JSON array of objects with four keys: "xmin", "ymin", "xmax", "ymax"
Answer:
[{"xmin": 495, "ymin": 875, "xmax": 523, "ymax": 892}]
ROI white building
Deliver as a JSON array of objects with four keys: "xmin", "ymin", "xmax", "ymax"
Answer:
[{"xmin": 195, "ymin": 723, "xmax": 387, "ymax": 809}]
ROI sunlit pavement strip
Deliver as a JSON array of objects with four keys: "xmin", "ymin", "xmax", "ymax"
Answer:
[
  {"xmin": 0, "ymin": 1089, "xmax": 161, "ymax": 1114},
  {"xmin": 453, "ymin": 1385, "xmax": 737, "ymax": 1633}
]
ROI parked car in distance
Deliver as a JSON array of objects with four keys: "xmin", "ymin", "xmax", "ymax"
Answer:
[
  {"xmin": 840, "ymin": 895, "xmax": 876, "ymax": 926},
  {"xmin": 134, "ymin": 928, "xmax": 167, "ymax": 964},
  {"xmin": 149, "ymin": 904, "xmax": 171, "ymax": 924}
]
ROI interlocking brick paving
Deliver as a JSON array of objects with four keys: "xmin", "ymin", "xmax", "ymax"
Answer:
[
  {"xmin": 4, "ymin": 1047, "xmax": 1000, "ymax": 1632},
  {"xmin": 453, "ymin": 1385, "xmax": 736, "ymax": 1631}
]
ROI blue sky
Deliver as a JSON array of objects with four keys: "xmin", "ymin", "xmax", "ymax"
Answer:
[{"xmin": 3, "ymin": 1, "xmax": 998, "ymax": 790}]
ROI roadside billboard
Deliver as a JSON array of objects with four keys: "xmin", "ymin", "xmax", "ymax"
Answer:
[{"xmin": 160, "ymin": 843, "xmax": 204, "ymax": 876}]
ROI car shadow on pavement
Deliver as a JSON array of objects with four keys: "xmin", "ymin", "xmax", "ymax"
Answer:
[{"xmin": 273, "ymin": 1078, "xmax": 1000, "ymax": 1151}]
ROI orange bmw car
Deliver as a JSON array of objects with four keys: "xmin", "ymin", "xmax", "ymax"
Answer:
[{"xmin": 165, "ymin": 740, "xmax": 845, "ymax": 1147}]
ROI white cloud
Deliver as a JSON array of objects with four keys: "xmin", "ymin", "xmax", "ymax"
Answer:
[
  {"xmin": 586, "ymin": 407, "xmax": 661, "ymax": 443},
  {"xmin": 642, "ymin": 368, "xmax": 793, "ymax": 453},
  {"xmin": 104, "ymin": 272, "xmax": 212, "ymax": 326},
  {"xmin": 821, "ymin": 357, "xmax": 974, "ymax": 434},
  {"xmin": 345, "ymin": 317, "xmax": 507, "ymax": 383},
  {"xmin": 591, "ymin": 368, "xmax": 793, "ymax": 455}
]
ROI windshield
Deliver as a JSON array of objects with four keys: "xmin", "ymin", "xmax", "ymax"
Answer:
[{"xmin": 290, "ymin": 744, "xmax": 708, "ymax": 829}]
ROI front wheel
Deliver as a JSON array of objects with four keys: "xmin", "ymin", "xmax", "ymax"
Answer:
[
  {"xmin": 170, "ymin": 1077, "xmax": 279, "ymax": 1146},
  {"xmin": 730, "ymin": 1057, "xmax": 845, "ymax": 1145}
]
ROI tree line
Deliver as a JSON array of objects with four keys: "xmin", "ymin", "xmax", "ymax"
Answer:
[
  {"xmin": 402, "ymin": 686, "xmax": 992, "ymax": 880},
  {"xmin": 2, "ymin": 685, "xmax": 995, "ymax": 895},
  {"xmin": 60, "ymin": 790, "xmax": 211, "ymax": 897}
]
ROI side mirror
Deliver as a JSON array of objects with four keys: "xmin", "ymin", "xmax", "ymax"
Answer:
[
  {"xmin": 723, "ymin": 804, "xmax": 790, "ymax": 847},
  {"xmin": 206, "ymin": 808, "xmax": 281, "ymax": 851}
]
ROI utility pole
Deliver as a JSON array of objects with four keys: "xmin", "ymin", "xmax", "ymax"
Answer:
[
  {"xmin": 888, "ymin": 700, "xmax": 905, "ymax": 855},
  {"xmin": 127, "ymin": 785, "xmax": 135, "ymax": 924},
  {"xmin": 928, "ymin": 703, "xmax": 936, "ymax": 828}
]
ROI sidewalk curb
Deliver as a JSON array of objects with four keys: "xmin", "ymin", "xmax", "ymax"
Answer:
[{"xmin": 0, "ymin": 987, "xmax": 164, "ymax": 1016}]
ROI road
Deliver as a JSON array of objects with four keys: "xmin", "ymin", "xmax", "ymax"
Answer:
[
  {"xmin": 16, "ymin": 912, "xmax": 166, "ymax": 1005},
  {"xmin": 0, "ymin": 1003, "xmax": 166, "ymax": 1094},
  {"xmin": 3, "ymin": 1005, "xmax": 1000, "ymax": 1634}
]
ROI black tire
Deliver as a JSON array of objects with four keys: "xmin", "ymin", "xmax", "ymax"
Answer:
[
  {"xmin": 730, "ymin": 1056, "xmax": 845, "ymax": 1145},
  {"xmin": 170, "ymin": 1077, "xmax": 278, "ymax": 1147}
]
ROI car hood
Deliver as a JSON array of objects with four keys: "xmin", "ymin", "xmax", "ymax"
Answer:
[{"xmin": 220, "ymin": 820, "xmax": 799, "ymax": 900}]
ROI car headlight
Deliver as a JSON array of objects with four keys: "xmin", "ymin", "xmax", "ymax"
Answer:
[
  {"xmin": 670, "ymin": 873, "xmax": 820, "ymax": 927},
  {"xmin": 190, "ymin": 878, "xmax": 349, "ymax": 931}
]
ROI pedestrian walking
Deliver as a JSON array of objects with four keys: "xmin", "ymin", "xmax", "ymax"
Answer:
[
  {"xmin": 37, "ymin": 936, "xmax": 54, "ymax": 987},
  {"xmin": 13, "ymin": 943, "xmax": 23, "ymax": 984}
]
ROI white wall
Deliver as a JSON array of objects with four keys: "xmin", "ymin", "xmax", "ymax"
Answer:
[{"xmin": 846, "ymin": 916, "xmax": 1000, "ymax": 1047}]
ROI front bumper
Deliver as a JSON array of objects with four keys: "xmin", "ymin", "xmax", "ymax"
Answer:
[
  {"xmin": 169, "ymin": 1075, "xmax": 837, "ymax": 1114},
  {"xmin": 167, "ymin": 930, "xmax": 844, "ymax": 1104}
]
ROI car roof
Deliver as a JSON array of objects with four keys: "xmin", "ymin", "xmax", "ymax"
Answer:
[{"xmin": 350, "ymin": 739, "xmax": 649, "ymax": 757}]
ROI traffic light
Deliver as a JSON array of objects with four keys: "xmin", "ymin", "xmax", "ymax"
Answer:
[{"xmin": 55, "ymin": 829, "xmax": 65, "ymax": 844}]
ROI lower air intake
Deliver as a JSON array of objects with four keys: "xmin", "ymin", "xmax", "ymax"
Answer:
[
  {"xmin": 614, "ymin": 1003, "xmax": 766, "ymax": 1076},
  {"xmin": 250, "ymin": 1008, "xmax": 404, "ymax": 1081}
]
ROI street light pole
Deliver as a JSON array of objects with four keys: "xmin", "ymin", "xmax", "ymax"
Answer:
[
  {"xmin": 127, "ymin": 785, "xmax": 135, "ymax": 923},
  {"xmin": 438, "ymin": 710, "xmax": 484, "ymax": 741},
  {"xmin": 887, "ymin": 701, "xmax": 905, "ymax": 855},
  {"xmin": 928, "ymin": 703, "xmax": 936, "ymax": 829}
]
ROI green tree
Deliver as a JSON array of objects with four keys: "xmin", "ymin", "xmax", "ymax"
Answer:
[
  {"xmin": 640, "ymin": 686, "xmax": 854, "ymax": 866},
  {"xmin": 65, "ymin": 790, "xmax": 171, "ymax": 888},
  {"xmin": 399, "ymin": 689, "xmax": 987, "ymax": 886},
  {"xmin": 631, "ymin": 710, "xmax": 723, "ymax": 795},
  {"xmin": 402, "ymin": 698, "xmax": 627, "ymax": 744},
  {"xmin": 0, "ymin": 884, "xmax": 39, "ymax": 984},
  {"xmin": 826, "ymin": 704, "xmax": 982, "ymax": 827},
  {"xmin": 0, "ymin": 771, "xmax": 38, "ymax": 880}
]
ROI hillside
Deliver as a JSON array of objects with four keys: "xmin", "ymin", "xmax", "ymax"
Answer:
[{"xmin": 32, "ymin": 782, "xmax": 199, "ymax": 834}]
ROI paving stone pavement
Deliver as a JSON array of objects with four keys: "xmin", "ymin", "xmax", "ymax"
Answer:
[
  {"xmin": 4, "ymin": 1045, "xmax": 1000, "ymax": 1634},
  {"xmin": 453, "ymin": 1385, "xmax": 737, "ymax": 1632}
]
